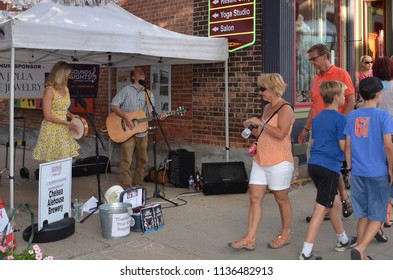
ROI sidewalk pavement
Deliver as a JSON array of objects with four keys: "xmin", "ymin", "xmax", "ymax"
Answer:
[{"xmin": 1, "ymin": 144, "xmax": 393, "ymax": 260}]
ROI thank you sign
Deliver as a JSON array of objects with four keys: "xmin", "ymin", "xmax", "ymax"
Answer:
[
  {"xmin": 208, "ymin": 0, "xmax": 256, "ymax": 52},
  {"xmin": 38, "ymin": 158, "xmax": 72, "ymax": 231}
]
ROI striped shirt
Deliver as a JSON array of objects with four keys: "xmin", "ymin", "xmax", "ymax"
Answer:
[{"xmin": 111, "ymin": 83, "xmax": 155, "ymax": 137}]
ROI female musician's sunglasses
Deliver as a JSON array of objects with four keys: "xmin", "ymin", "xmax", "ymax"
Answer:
[
  {"xmin": 364, "ymin": 61, "xmax": 373, "ymax": 64},
  {"xmin": 259, "ymin": 87, "xmax": 267, "ymax": 92}
]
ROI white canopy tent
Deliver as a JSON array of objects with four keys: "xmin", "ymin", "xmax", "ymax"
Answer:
[{"xmin": 0, "ymin": 2, "xmax": 229, "ymax": 208}]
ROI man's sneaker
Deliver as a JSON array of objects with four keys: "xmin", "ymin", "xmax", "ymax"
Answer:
[
  {"xmin": 335, "ymin": 236, "xmax": 357, "ymax": 252},
  {"xmin": 342, "ymin": 199, "xmax": 353, "ymax": 218},
  {"xmin": 299, "ymin": 252, "xmax": 322, "ymax": 260},
  {"xmin": 305, "ymin": 212, "xmax": 330, "ymax": 223}
]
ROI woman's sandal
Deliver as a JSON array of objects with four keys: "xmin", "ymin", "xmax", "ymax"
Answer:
[
  {"xmin": 374, "ymin": 228, "xmax": 388, "ymax": 242},
  {"xmin": 228, "ymin": 237, "xmax": 255, "ymax": 251},
  {"xmin": 267, "ymin": 234, "xmax": 291, "ymax": 249}
]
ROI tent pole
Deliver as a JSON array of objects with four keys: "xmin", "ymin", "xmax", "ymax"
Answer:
[
  {"xmin": 9, "ymin": 47, "xmax": 15, "ymax": 209},
  {"xmin": 107, "ymin": 66, "xmax": 112, "ymax": 153},
  {"xmin": 224, "ymin": 59, "xmax": 229, "ymax": 162}
]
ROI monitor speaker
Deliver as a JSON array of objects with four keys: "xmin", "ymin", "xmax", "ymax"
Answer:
[{"xmin": 201, "ymin": 161, "xmax": 248, "ymax": 195}]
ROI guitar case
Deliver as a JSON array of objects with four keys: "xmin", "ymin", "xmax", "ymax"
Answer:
[
  {"xmin": 72, "ymin": 156, "xmax": 111, "ymax": 177},
  {"xmin": 34, "ymin": 156, "xmax": 111, "ymax": 180}
]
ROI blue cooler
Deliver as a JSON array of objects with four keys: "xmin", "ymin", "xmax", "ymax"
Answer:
[{"xmin": 120, "ymin": 187, "xmax": 146, "ymax": 232}]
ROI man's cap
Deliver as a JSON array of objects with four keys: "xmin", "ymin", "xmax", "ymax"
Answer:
[{"xmin": 359, "ymin": 76, "xmax": 387, "ymax": 96}]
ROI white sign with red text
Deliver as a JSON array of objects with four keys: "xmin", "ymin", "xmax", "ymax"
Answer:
[{"xmin": 0, "ymin": 197, "xmax": 16, "ymax": 249}]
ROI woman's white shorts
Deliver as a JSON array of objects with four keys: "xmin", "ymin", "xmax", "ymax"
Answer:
[{"xmin": 249, "ymin": 160, "xmax": 294, "ymax": 191}]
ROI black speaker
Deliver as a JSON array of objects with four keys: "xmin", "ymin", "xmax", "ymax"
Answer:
[
  {"xmin": 169, "ymin": 149, "xmax": 195, "ymax": 188},
  {"xmin": 201, "ymin": 161, "xmax": 249, "ymax": 195}
]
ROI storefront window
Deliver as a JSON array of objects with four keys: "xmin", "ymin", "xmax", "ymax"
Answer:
[{"xmin": 295, "ymin": 0, "xmax": 340, "ymax": 104}]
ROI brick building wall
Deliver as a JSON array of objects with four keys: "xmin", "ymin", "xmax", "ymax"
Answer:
[
  {"xmin": 0, "ymin": 0, "xmax": 263, "ymax": 168},
  {"xmin": 192, "ymin": 0, "xmax": 262, "ymax": 150}
]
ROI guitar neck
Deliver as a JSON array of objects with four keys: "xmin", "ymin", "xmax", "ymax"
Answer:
[{"xmin": 135, "ymin": 111, "xmax": 179, "ymax": 124}]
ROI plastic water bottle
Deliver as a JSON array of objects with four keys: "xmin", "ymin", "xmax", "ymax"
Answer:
[
  {"xmin": 241, "ymin": 123, "xmax": 255, "ymax": 139},
  {"xmin": 73, "ymin": 198, "xmax": 82, "ymax": 222},
  {"xmin": 188, "ymin": 175, "xmax": 195, "ymax": 191}
]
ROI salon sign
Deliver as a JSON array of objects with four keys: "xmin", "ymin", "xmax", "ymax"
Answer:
[{"xmin": 208, "ymin": 0, "xmax": 256, "ymax": 52}]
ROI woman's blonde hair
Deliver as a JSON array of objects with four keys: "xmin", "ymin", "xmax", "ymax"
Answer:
[
  {"xmin": 45, "ymin": 61, "xmax": 72, "ymax": 88},
  {"xmin": 360, "ymin": 55, "xmax": 372, "ymax": 64},
  {"xmin": 257, "ymin": 73, "xmax": 287, "ymax": 96}
]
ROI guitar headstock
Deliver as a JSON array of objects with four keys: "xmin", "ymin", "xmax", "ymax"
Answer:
[
  {"xmin": 175, "ymin": 106, "xmax": 187, "ymax": 116},
  {"xmin": 162, "ymin": 107, "xmax": 187, "ymax": 117}
]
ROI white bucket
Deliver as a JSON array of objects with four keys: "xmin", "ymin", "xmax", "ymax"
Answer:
[
  {"xmin": 98, "ymin": 202, "xmax": 132, "ymax": 240},
  {"xmin": 104, "ymin": 185, "xmax": 124, "ymax": 203}
]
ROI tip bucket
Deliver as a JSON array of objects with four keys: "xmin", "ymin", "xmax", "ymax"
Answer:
[{"xmin": 99, "ymin": 202, "xmax": 132, "ymax": 240}]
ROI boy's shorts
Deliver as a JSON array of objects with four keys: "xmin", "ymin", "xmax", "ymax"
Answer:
[
  {"xmin": 350, "ymin": 175, "xmax": 390, "ymax": 222},
  {"xmin": 308, "ymin": 164, "xmax": 339, "ymax": 208}
]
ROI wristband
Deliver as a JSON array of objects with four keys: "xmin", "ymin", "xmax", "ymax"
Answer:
[
  {"xmin": 303, "ymin": 125, "xmax": 310, "ymax": 132},
  {"xmin": 260, "ymin": 122, "xmax": 267, "ymax": 130}
]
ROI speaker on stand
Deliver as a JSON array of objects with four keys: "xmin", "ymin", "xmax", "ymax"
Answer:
[{"xmin": 201, "ymin": 161, "xmax": 249, "ymax": 195}]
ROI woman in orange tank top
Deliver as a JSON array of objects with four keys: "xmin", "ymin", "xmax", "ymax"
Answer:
[{"xmin": 228, "ymin": 73, "xmax": 295, "ymax": 251}]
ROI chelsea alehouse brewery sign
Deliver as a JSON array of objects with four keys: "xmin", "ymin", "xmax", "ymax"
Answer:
[{"xmin": 209, "ymin": 0, "xmax": 256, "ymax": 52}]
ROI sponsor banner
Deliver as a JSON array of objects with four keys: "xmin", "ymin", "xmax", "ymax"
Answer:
[
  {"xmin": 0, "ymin": 63, "xmax": 99, "ymax": 99},
  {"xmin": 12, "ymin": 97, "xmax": 94, "ymax": 113}
]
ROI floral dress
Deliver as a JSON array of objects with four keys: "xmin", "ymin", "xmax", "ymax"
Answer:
[{"xmin": 32, "ymin": 87, "xmax": 80, "ymax": 162}]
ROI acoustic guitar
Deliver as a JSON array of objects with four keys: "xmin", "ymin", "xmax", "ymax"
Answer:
[{"xmin": 106, "ymin": 107, "xmax": 186, "ymax": 143}]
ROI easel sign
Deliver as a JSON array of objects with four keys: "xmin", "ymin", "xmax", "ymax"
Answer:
[{"xmin": 38, "ymin": 158, "xmax": 72, "ymax": 231}]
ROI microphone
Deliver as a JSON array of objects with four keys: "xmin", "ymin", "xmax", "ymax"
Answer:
[
  {"xmin": 69, "ymin": 79, "xmax": 86, "ymax": 109},
  {"xmin": 68, "ymin": 79, "xmax": 77, "ymax": 88},
  {"xmin": 138, "ymin": 79, "xmax": 146, "ymax": 87}
]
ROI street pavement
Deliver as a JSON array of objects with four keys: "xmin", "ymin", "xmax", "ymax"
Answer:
[{"xmin": 1, "ymin": 144, "xmax": 393, "ymax": 261}]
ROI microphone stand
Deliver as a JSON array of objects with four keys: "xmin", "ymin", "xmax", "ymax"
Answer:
[
  {"xmin": 68, "ymin": 80, "xmax": 106, "ymax": 223},
  {"xmin": 141, "ymin": 80, "xmax": 178, "ymax": 206}
]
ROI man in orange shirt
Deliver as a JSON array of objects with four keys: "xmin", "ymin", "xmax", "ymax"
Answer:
[{"xmin": 298, "ymin": 44, "xmax": 356, "ymax": 220}]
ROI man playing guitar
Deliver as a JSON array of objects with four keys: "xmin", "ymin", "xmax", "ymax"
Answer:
[{"xmin": 110, "ymin": 67, "xmax": 166, "ymax": 188}]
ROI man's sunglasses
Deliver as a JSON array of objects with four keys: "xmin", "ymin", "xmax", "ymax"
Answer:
[{"xmin": 308, "ymin": 54, "xmax": 324, "ymax": 62}]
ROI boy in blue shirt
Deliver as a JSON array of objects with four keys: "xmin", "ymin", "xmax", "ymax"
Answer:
[
  {"xmin": 299, "ymin": 80, "xmax": 357, "ymax": 260},
  {"xmin": 344, "ymin": 76, "xmax": 393, "ymax": 260}
]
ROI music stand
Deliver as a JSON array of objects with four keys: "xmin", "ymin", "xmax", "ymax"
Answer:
[
  {"xmin": 69, "ymin": 81, "xmax": 106, "ymax": 223},
  {"xmin": 142, "ymin": 81, "xmax": 178, "ymax": 206}
]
